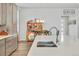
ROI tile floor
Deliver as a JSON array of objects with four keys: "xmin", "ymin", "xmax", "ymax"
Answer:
[{"xmin": 11, "ymin": 41, "xmax": 32, "ymax": 56}]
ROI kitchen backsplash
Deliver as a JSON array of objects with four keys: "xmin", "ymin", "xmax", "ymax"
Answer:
[{"xmin": 0, "ymin": 26, "xmax": 6, "ymax": 32}]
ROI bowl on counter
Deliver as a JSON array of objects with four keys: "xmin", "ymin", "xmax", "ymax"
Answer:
[{"xmin": 0, "ymin": 31, "xmax": 8, "ymax": 36}]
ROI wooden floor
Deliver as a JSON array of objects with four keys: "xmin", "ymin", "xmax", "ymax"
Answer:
[{"xmin": 11, "ymin": 41, "xmax": 32, "ymax": 56}]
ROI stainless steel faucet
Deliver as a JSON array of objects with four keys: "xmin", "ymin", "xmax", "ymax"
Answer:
[{"xmin": 49, "ymin": 27, "xmax": 59, "ymax": 44}]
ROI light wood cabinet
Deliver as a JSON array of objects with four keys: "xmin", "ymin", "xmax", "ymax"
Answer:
[
  {"xmin": 0, "ymin": 3, "xmax": 17, "ymax": 56},
  {"xmin": 0, "ymin": 35, "xmax": 17, "ymax": 56},
  {"xmin": 6, "ymin": 3, "xmax": 17, "ymax": 34},
  {"xmin": 0, "ymin": 3, "xmax": 7, "ymax": 26},
  {"xmin": 12, "ymin": 4, "xmax": 17, "ymax": 34},
  {"xmin": 0, "ymin": 4, "xmax": 2, "ymax": 26},
  {"xmin": 6, "ymin": 3, "xmax": 13, "ymax": 34},
  {"xmin": 0, "ymin": 39, "xmax": 5, "ymax": 56},
  {"xmin": 0, "ymin": 3, "xmax": 17, "ymax": 34},
  {"xmin": 6, "ymin": 37, "xmax": 13, "ymax": 56},
  {"xmin": 2, "ymin": 3, "xmax": 7, "ymax": 25},
  {"xmin": 6, "ymin": 35, "xmax": 17, "ymax": 56},
  {"xmin": 11, "ymin": 36, "xmax": 18, "ymax": 51}
]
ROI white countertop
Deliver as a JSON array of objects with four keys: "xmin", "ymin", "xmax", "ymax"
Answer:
[
  {"xmin": 0, "ymin": 34, "xmax": 17, "ymax": 40},
  {"xmin": 27, "ymin": 35, "xmax": 79, "ymax": 56}
]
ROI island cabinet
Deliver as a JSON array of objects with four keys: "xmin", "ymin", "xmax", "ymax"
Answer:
[
  {"xmin": 5, "ymin": 35, "xmax": 17, "ymax": 56},
  {"xmin": 0, "ymin": 39, "xmax": 5, "ymax": 56}
]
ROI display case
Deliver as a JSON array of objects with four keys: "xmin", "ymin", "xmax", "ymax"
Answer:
[{"xmin": 26, "ymin": 18, "xmax": 44, "ymax": 42}]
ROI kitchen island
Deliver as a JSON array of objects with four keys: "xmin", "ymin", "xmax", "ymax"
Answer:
[
  {"xmin": 27, "ymin": 35, "xmax": 79, "ymax": 56},
  {"xmin": 0, "ymin": 34, "xmax": 18, "ymax": 56}
]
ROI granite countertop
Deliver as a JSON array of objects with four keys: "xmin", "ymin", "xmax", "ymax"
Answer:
[{"xmin": 0, "ymin": 34, "xmax": 17, "ymax": 40}]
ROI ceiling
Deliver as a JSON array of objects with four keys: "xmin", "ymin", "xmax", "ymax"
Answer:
[{"xmin": 16, "ymin": 3, "xmax": 79, "ymax": 8}]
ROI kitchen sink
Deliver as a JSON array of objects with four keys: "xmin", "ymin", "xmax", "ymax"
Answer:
[{"xmin": 37, "ymin": 41, "xmax": 57, "ymax": 47}]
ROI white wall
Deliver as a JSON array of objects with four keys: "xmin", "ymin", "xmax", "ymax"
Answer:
[
  {"xmin": 19, "ymin": 7, "xmax": 79, "ymax": 42},
  {"xmin": 19, "ymin": 8, "xmax": 62, "ymax": 41}
]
